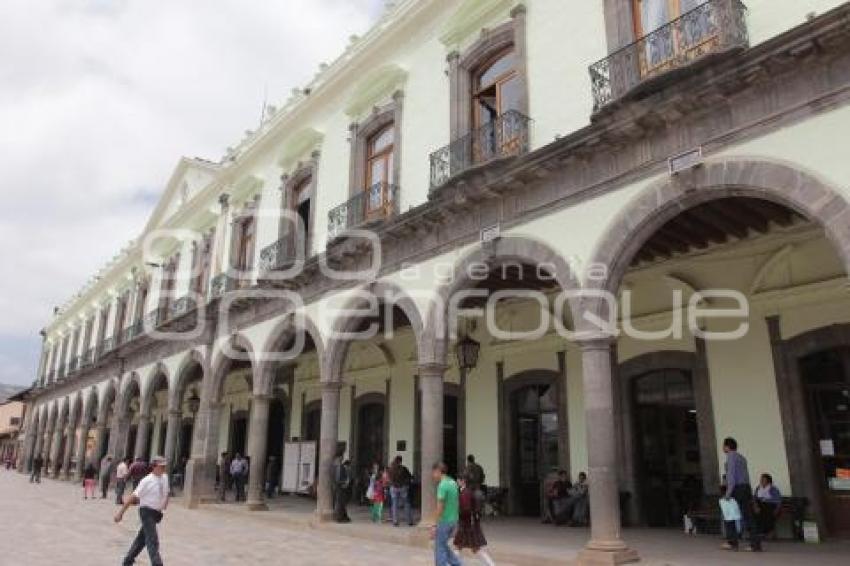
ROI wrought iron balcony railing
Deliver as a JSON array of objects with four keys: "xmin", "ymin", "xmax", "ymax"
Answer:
[
  {"xmin": 328, "ymin": 182, "xmax": 400, "ymax": 240},
  {"xmin": 170, "ymin": 296, "xmax": 196, "ymax": 319},
  {"xmin": 429, "ymin": 110, "xmax": 531, "ymax": 190},
  {"xmin": 589, "ymin": 0, "xmax": 748, "ymax": 112},
  {"xmin": 99, "ymin": 337, "xmax": 114, "ymax": 357},
  {"xmin": 145, "ymin": 308, "xmax": 164, "ymax": 330},
  {"xmin": 209, "ymin": 273, "xmax": 231, "ymax": 299},
  {"xmin": 259, "ymin": 236, "xmax": 300, "ymax": 273},
  {"xmin": 81, "ymin": 348, "xmax": 94, "ymax": 368}
]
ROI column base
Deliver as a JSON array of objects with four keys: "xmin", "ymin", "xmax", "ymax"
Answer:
[
  {"xmin": 314, "ymin": 510, "xmax": 335, "ymax": 523},
  {"xmin": 247, "ymin": 500, "xmax": 269, "ymax": 511},
  {"xmin": 577, "ymin": 542, "xmax": 639, "ymax": 566}
]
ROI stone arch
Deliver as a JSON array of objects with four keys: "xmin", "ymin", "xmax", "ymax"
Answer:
[
  {"xmin": 208, "ymin": 333, "xmax": 256, "ymax": 403},
  {"xmin": 82, "ymin": 386, "xmax": 99, "ymax": 424},
  {"xmin": 140, "ymin": 362, "xmax": 171, "ymax": 416},
  {"xmin": 170, "ymin": 349, "xmax": 208, "ymax": 411},
  {"xmin": 118, "ymin": 372, "xmax": 143, "ymax": 416},
  {"xmin": 424, "ymin": 235, "xmax": 581, "ymax": 366},
  {"xmin": 98, "ymin": 379, "xmax": 118, "ymax": 423},
  {"xmin": 325, "ymin": 280, "xmax": 426, "ymax": 384},
  {"xmin": 257, "ymin": 312, "xmax": 325, "ymax": 396},
  {"xmin": 582, "ymin": 158, "xmax": 850, "ymax": 330}
]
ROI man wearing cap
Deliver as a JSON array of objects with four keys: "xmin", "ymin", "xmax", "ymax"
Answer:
[{"xmin": 114, "ymin": 455, "xmax": 169, "ymax": 566}]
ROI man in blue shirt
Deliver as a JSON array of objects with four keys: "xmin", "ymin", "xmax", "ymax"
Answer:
[{"xmin": 721, "ymin": 437, "xmax": 762, "ymax": 552}]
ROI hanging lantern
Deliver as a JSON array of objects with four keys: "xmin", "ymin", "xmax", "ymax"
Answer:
[{"xmin": 455, "ymin": 333, "xmax": 481, "ymax": 372}]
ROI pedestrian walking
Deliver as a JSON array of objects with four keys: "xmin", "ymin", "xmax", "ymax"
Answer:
[
  {"xmin": 333, "ymin": 456, "xmax": 352, "ymax": 523},
  {"xmin": 463, "ymin": 455, "xmax": 486, "ymax": 506},
  {"xmin": 115, "ymin": 458, "xmax": 130, "ymax": 505},
  {"xmin": 721, "ymin": 437, "xmax": 762, "ymax": 552},
  {"xmin": 99, "ymin": 456, "xmax": 113, "ymax": 499},
  {"xmin": 368, "ymin": 464, "xmax": 387, "ymax": 523},
  {"xmin": 230, "ymin": 454, "xmax": 247, "ymax": 502},
  {"xmin": 429, "ymin": 462, "xmax": 462, "ymax": 566},
  {"xmin": 389, "ymin": 455, "xmax": 414, "ymax": 526},
  {"xmin": 114, "ymin": 455, "xmax": 169, "ymax": 566},
  {"xmin": 83, "ymin": 462, "xmax": 97, "ymax": 499},
  {"xmin": 30, "ymin": 455, "xmax": 43, "ymax": 483},
  {"xmin": 454, "ymin": 477, "xmax": 494, "ymax": 566},
  {"xmin": 128, "ymin": 458, "xmax": 148, "ymax": 489}
]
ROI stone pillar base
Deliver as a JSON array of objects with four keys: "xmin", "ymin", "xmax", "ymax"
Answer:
[
  {"xmin": 314, "ymin": 510, "xmax": 335, "ymax": 523},
  {"xmin": 246, "ymin": 500, "xmax": 269, "ymax": 511},
  {"xmin": 577, "ymin": 544, "xmax": 639, "ymax": 566}
]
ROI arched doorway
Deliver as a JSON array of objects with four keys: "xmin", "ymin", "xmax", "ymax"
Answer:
[
  {"xmin": 354, "ymin": 395, "xmax": 387, "ymax": 473},
  {"xmin": 798, "ymin": 346, "xmax": 850, "ymax": 536},
  {"xmin": 632, "ymin": 369, "xmax": 701, "ymax": 527},
  {"xmin": 504, "ymin": 372, "xmax": 561, "ymax": 517},
  {"xmin": 302, "ymin": 401, "xmax": 321, "ymax": 443}
]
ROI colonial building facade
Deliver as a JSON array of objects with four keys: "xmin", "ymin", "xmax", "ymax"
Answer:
[{"xmin": 16, "ymin": 0, "xmax": 850, "ymax": 562}]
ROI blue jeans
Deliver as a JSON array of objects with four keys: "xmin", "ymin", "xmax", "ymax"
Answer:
[
  {"xmin": 434, "ymin": 522, "xmax": 462, "ymax": 566},
  {"xmin": 123, "ymin": 507, "xmax": 163, "ymax": 566},
  {"xmin": 390, "ymin": 486, "xmax": 412, "ymax": 525}
]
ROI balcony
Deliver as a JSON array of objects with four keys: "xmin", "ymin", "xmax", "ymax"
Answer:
[
  {"xmin": 169, "ymin": 296, "xmax": 196, "ymax": 319},
  {"xmin": 328, "ymin": 182, "xmax": 400, "ymax": 240},
  {"xmin": 209, "ymin": 273, "xmax": 231, "ymax": 299},
  {"xmin": 259, "ymin": 236, "xmax": 299, "ymax": 273},
  {"xmin": 81, "ymin": 348, "xmax": 94, "ymax": 368},
  {"xmin": 589, "ymin": 0, "xmax": 748, "ymax": 112},
  {"xmin": 429, "ymin": 110, "xmax": 532, "ymax": 190}
]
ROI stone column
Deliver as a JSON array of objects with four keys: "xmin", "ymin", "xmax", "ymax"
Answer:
[
  {"xmin": 162, "ymin": 409, "xmax": 181, "ymax": 473},
  {"xmin": 419, "ymin": 363, "xmax": 446, "ymax": 524},
  {"xmin": 50, "ymin": 414, "xmax": 65, "ymax": 477},
  {"xmin": 91, "ymin": 418, "xmax": 109, "ymax": 466},
  {"xmin": 42, "ymin": 415, "xmax": 55, "ymax": 473},
  {"xmin": 32, "ymin": 417, "xmax": 45, "ymax": 471},
  {"xmin": 316, "ymin": 382, "xmax": 341, "ymax": 521},
  {"xmin": 246, "ymin": 394, "xmax": 272, "ymax": 510},
  {"xmin": 184, "ymin": 397, "xmax": 222, "ymax": 509},
  {"xmin": 74, "ymin": 416, "xmax": 92, "ymax": 482},
  {"xmin": 134, "ymin": 415, "xmax": 151, "ymax": 460},
  {"xmin": 60, "ymin": 417, "xmax": 77, "ymax": 480},
  {"xmin": 577, "ymin": 336, "xmax": 639, "ymax": 566}
]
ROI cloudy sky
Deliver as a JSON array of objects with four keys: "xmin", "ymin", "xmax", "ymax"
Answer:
[{"xmin": 0, "ymin": 0, "xmax": 384, "ymax": 386}]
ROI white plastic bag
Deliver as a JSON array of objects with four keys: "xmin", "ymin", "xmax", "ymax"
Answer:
[{"xmin": 719, "ymin": 498, "xmax": 741, "ymax": 522}]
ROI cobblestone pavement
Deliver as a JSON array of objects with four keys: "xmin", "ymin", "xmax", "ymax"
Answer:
[{"xmin": 0, "ymin": 471, "xmax": 436, "ymax": 566}]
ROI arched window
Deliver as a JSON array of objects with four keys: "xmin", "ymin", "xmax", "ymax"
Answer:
[{"xmin": 472, "ymin": 48, "xmax": 520, "ymax": 128}]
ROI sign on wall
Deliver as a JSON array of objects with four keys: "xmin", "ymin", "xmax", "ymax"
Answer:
[{"xmin": 282, "ymin": 441, "xmax": 317, "ymax": 494}]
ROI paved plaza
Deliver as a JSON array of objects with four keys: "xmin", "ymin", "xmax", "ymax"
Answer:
[{"xmin": 2, "ymin": 471, "xmax": 850, "ymax": 566}]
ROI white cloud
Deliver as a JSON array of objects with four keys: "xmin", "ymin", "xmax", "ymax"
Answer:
[{"xmin": 0, "ymin": 0, "xmax": 384, "ymax": 385}]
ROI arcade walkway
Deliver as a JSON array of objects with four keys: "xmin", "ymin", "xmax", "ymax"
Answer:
[{"xmin": 3, "ymin": 471, "xmax": 849, "ymax": 565}]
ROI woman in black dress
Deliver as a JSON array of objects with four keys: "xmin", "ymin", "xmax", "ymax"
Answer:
[{"xmin": 454, "ymin": 478, "xmax": 495, "ymax": 565}]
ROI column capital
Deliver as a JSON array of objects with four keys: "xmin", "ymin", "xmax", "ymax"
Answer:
[
  {"xmin": 320, "ymin": 381, "xmax": 343, "ymax": 393},
  {"xmin": 574, "ymin": 332, "xmax": 617, "ymax": 352},
  {"xmin": 418, "ymin": 363, "xmax": 448, "ymax": 378}
]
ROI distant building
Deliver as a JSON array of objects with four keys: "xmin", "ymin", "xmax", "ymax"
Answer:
[{"xmin": 0, "ymin": 398, "xmax": 25, "ymax": 467}]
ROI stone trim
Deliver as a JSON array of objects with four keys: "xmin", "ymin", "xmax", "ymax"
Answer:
[
  {"xmin": 769, "ymin": 320, "xmax": 850, "ymax": 534},
  {"xmin": 280, "ymin": 154, "xmax": 320, "ymax": 256},
  {"xmin": 616, "ymin": 348, "xmax": 719, "ymax": 525},
  {"xmin": 582, "ymin": 159, "xmax": 850, "ymax": 329},
  {"xmin": 499, "ymin": 368, "xmax": 561, "ymax": 515},
  {"xmin": 347, "ymin": 93, "xmax": 403, "ymax": 197},
  {"xmin": 447, "ymin": 9, "xmax": 528, "ymax": 140},
  {"xmin": 325, "ymin": 281, "xmax": 426, "ymax": 385},
  {"xmin": 424, "ymin": 235, "xmax": 581, "ymax": 366}
]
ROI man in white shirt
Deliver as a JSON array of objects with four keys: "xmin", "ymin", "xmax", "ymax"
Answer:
[
  {"xmin": 114, "ymin": 455, "xmax": 169, "ymax": 566},
  {"xmin": 115, "ymin": 457, "xmax": 130, "ymax": 505},
  {"xmin": 230, "ymin": 453, "xmax": 247, "ymax": 502}
]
